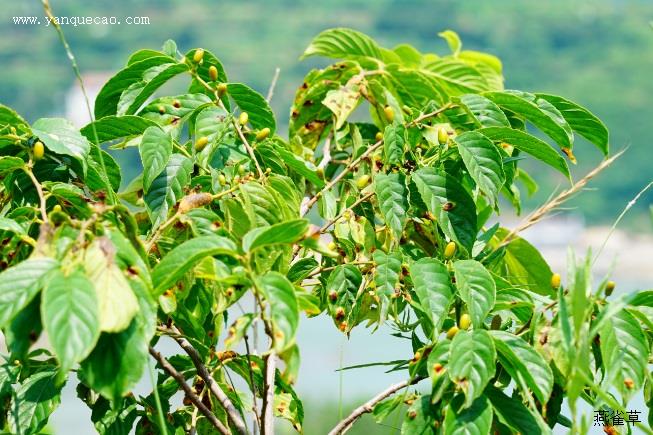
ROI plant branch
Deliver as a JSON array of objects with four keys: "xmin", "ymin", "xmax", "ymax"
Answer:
[
  {"xmin": 328, "ymin": 376, "xmax": 425, "ymax": 435},
  {"xmin": 266, "ymin": 68, "xmax": 281, "ymax": 103},
  {"xmin": 261, "ymin": 352, "xmax": 276, "ymax": 435},
  {"xmin": 498, "ymin": 150, "xmax": 624, "ymax": 248},
  {"xmin": 149, "ymin": 347, "xmax": 231, "ymax": 435},
  {"xmin": 23, "ymin": 165, "xmax": 48, "ymax": 224},
  {"xmin": 168, "ymin": 326, "xmax": 248, "ymax": 435}
]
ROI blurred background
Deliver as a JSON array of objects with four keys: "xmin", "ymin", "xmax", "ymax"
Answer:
[{"xmin": 2, "ymin": 0, "xmax": 653, "ymax": 433}]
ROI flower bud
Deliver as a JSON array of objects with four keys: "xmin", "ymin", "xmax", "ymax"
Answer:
[
  {"xmin": 255, "ymin": 127, "xmax": 270, "ymax": 141},
  {"xmin": 444, "ymin": 241, "xmax": 456, "ymax": 259},
  {"xmin": 193, "ymin": 48, "xmax": 205, "ymax": 63},
  {"xmin": 208, "ymin": 65, "xmax": 218, "ymax": 81},
  {"xmin": 605, "ymin": 280, "xmax": 616, "ymax": 296}
]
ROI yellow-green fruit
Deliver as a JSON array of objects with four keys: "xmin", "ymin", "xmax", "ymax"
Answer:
[
  {"xmin": 238, "ymin": 112, "xmax": 249, "ymax": 126},
  {"xmin": 208, "ymin": 65, "xmax": 218, "ymax": 81},
  {"xmin": 444, "ymin": 241, "xmax": 456, "ymax": 259},
  {"xmin": 327, "ymin": 241, "xmax": 337, "ymax": 251},
  {"xmin": 459, "ymin": 314, "xmax": 471, "ymax": 330},
  {"xmin": 605, "ymin": 280, "xmax": 616, "ymax": 296},
  {"xmin": 490, "ymin": 314, "xmax": 502, "ymax": 330},
  {"xmin": 237, "ymin": 165, "xmax": 246, "ymax": 175},
  {"xmin": 383, "ymin": 105, "xmax": 395, "ymax": 123},
  {"xmin": 33, "ymin": 141, "xmax": 45, "ymax": 160},
  {"xmin": 375, "ymin": 131, "xmax": 383, "ymax": 142},
  {"xmin": 193, "ymin": 48, "xmax": 205, "ymax": 63},
  {"xmin": 218, "ymin": 174, "xmax": 226, "ymax": 185},
  {"xmin": 217, "ymin": 83, "xmax": 228, "ymax": 97},
  {"xmin": 52, "ymin": 204, "xmax": 62, "ymax": 213},
  {"xmin": 551, "ymin": 273, "xmax": 561, "ymax": 289},
  {"xmin": 446, "ymin": 325, "xmax": 459, "ymax": 340},
  {"xmin": 256, "ymin": 127, "xmax": 270, "ymax": 141},
  {"xmin": 437, "ymin": 127, "xmax": 449, "ymax": 144},
  {"xmin": 179, "ymin": 192, "xmax": 213, "ymax": 213},
  {"xmin": 195, "ymin": 136, "xmax": 209, "ymax": 152},
  {"xmin": 356, "ymin": 174, "xmax": 371, "ymax": 189},
  {"xmin": 402, "ymin": 105, "xmax": 412, "ymax": 115}
]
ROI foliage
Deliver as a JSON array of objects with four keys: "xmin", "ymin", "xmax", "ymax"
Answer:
[{"xmin": 0, "ymin": 26, "xmax": 651, "ymax": 435}]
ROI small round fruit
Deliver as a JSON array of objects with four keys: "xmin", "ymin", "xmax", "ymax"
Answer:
[
  {"xmin": 383, "ymin": 105, "xmax": 395, "ymax": 123},
  {"xmin": 255, "ymin": 127, "xmax": 270, "ymax": 141},
  {"xmin": 437, "ymin": 127, "xmax": 449, "ymax": 145},
  {"xmin": 459, "ymin": 314, "xmax": 471, "ymax": 330},
  {"xmin": 327, "ymin": 241, "xmax": 337, "ymax": 251},
  {"xmin": 605, "ymin": 280, "xmax": 616, "ymax": 296},
  {"xmin": 217, "ymin": 83, "xmax": 228, "ymax": 97},
  {"xmin": 193, "ymin": 48, "xmax": 205, "ymax": 63},
  {"xmin": 195, "ymin": 136, "xmax": 209, "ymax": 152},
  {"xmin": 446, "ymin": 325, "xmax": 459, "ymax": 340},
  {"xmin": 33, "ymin": 141, "xmax": 45, "ymax": 160},
  {"xmin": 551, "ymin": 273, "xmax": 561, "ymax": 289},
  {"xmin": 356, "ymin": 174, "xmax": 371, "ymax": 189},
  {"xmin": 375, "ymin": 131, "xmax": 383, "ymax": 142},
  {"xmin": 52, "ymin": 204, "xmax": 62, "ymax": 213},
  {"xmin": 490, "ymin": 314, "xmax": 502, "ymax": 330},
  {"xmin": 444, "ymin": 241, "xmax": 456, "ymax": 259},
  {"xmin": 208, "ymin": 65, "xmax": 218, "ymax": 81},
  {"xmin": 218, "ymin": 174, "xmax": 227, "ymax": 186},
  {"xmin": 238, "ymin": 112, "xmax": 249, "ymax": 126}
]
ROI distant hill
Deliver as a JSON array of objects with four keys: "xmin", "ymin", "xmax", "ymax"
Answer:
[{"xmin": 3, "ymin": 0, "xmax": 653, "ymax": 225}]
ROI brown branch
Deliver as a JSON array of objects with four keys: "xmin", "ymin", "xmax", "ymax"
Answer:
[
  {"xmin": 149, "ymin": 347, "xmax": 231, "ymax": 435},
  {"xmin": 328, "ymin": 376, "xmax": 425, "ymax": 435},
  {"xmin": 168, "ymin": 326, "xmax": 248, "ymax": 434},
  {"xmin": 261, "ymin": 352, "xmax": 276, "ymax": 435},
  {"xmin": 499, "ymin": 150, "xmax": 624, "ymax": 248}
]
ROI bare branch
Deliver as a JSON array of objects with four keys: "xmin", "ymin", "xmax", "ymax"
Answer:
[
  {"xmin": 328, "ymin": 377, "xmax": 425, "ymax": 435},
  {"xmin": 266, "ymin": 68, "xmax": 281, "ymax": 103},
  {"xmin": 261, "ymin": 352, "xmax": 276, "ymax": 435},
  {"xmin": 149, "ymin": 347, "xmax": 231, "ymax": 435},
  {"xmin": 168, "ymin": 326, "xmax": 248, "ymax": 434}
]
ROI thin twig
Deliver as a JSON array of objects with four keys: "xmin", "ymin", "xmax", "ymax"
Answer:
[
  {"xmin": 261, "ymin": 352, "xmax": 276, "ymax": 435},
  {"xmin": 319, "ymin": 192, "xmax": 375, "ymax": 234},
  {"xmin": 328, "ymin": 377, "xmax": 425, "ymax": 435},
  {"xmin": 243, "ymin": 334, "xmax": 261, "ymax": 434},
  {"xmin": 23, "ymin": 166, "xmax": 48, "ymax": 224},
  {"xmin": 266, "ymin": 68, "xmax": 281, "ymax": 103},
  {"xmin": 498, "ymin": 150, "xmax": 624, "ymax": 248},
  {"xmin": 168, "ymin": 326, "xmax": 248, "ymax": 434},
  {"xmin": 149, "ymin": 347, "xmax": 230, "ymax": 435}
]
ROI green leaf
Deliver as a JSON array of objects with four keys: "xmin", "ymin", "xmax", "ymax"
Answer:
[
  {"xmin": 0, "ymin": 216, "xmax": 26, "ymax": 235},
  {"xmin": 80, "ymin": 320, "xmax": 147, "ymax": 401},
  {"xmin": 301, "ymin": 28, "xmax": 382, "ymax": 60},
  {"xmin": 536, "ymin": 93, "xmax": 609, "ymax": 155},
  {"xmin": 152, "ymin": 235, "xmax": 237, "ymax": 296},
  {"xmin": 42, "ymin": 268, "xmax": 100, "ymax": 373},
  {"xmin": 374, "ymin": 172, "xmax": 409, "ymax": 238},
  {"xmin": 94, "ymin": 55, "xmax": 178, "ymax": 118},
  {"xmin": 227, "ymin": 83, "xmax": 276, "ymax": 133},
  {"xmin": 495, "ymin": 228, "xmax": 555, "ymax": 297},
  {"xmin": 80, "ymin": 115, "xmax": 158, "ymax": 144},
  {"xmin": 410, "ymin": 258, "xmax": 453, "ymax": 336},
  {"xmin": 86, "ymin": 145, "xmax": 122, "ymax": 193},
  {"xmin": 412, "ymin": 168, "xmax": 477, "ymax": 253},
  {"xmin": 485, "ymin": 385, "xmax": 551, "ymax": 435},
  {"xmin": 491, "ymin": 330, "xmax": 554, "ymax": 404},
  {"xmin": 422, "ymin": 58, "xmax": 490, "ymax": 94},
  {"xmin": 479, "ymin": 127, "xmax": 570, "ymax": 179},
  {"xmin": 372, "ymin": 250, "xmax": 403, "ymax": 298},
  {"xmin": 10, "ymin": 369, "xmax": 63, "ymax": 435},
  {"xmin": 443, "ymin": 395, "xmax": 492, "ymax": 435},
  {"xmin": 455, "ymin": 131, "xmax": 504, "ymax": 206},
  {"xmin": 287, "ymin": 258, "xmax": 318, "ymax": 283},
  {"xmin": 0, "ymin": 258, "xmax": 58, "ymax": 328},
  {"xmin": 242, "ymin": 219, "xmax": 309, "ymax": 252},
  {"xmin": 454, "ymin": 260, "xmax": 495, "ymax": 328},
  {"xmin": 140, "ymin": 126, "xmax": 172, "ymax": 193},
  {"xmin": 439, "ymin": 30, "xmax": 462, "ymax": 56},
  {"xmin": 144, "ymin": 153, "xmax": 193, "ymax": 228},
  {"xmin": 0, "ymin": 156, "xmax": 25, "ymax": 173},
  {"xmin": 258, "ymin": 272, "xmax": 299, "ymax": 352},
  {"xmin": 224, "ymin": 314, "xmax": 255, "ymax": 350},
  {"xmin": 383, "ymin": 124, "xmax": 406, "ymax": 165},
  {"xmin": 401, "ymin": 395, "xmax": 435, "ymax": 434},
  {"xmin": 32, "ymin": 118, "xmax": 91, "ymax": 172},
  {"xmin": 273, "ymin": 145, "xmax": 325, "ymax": 188},
  {"xmin": 449, "ymin": 330, "xmax": 496, "ymax": 408},
  {"xmin": 456, "ymin": 94, "xmax": 510, "ymax": 127},
  {"xmin": 600, "ymin": 309, "xmax": 649, "ymax": 398},
  {"xmin": 85, "ymin": 240, "xmax": 139, "ymax": 333},
  {"xmin": 117, "ymin": 63, "xmax": 189, "ymax": 116},
  {"xmin": 484, "ymin": 91, "xmax": 573, "ymax": 151}
]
